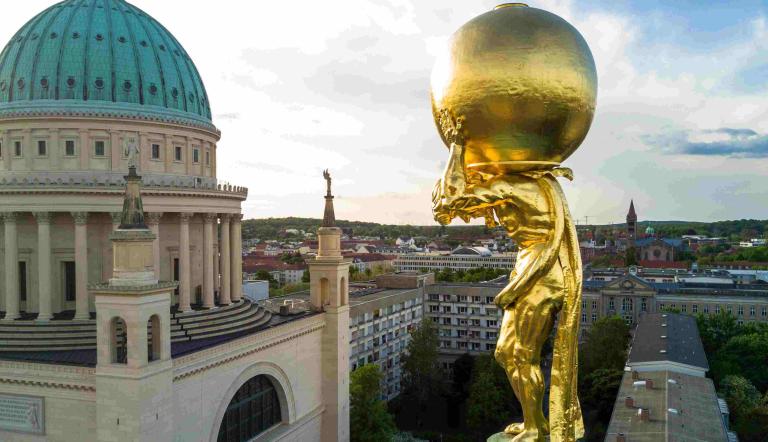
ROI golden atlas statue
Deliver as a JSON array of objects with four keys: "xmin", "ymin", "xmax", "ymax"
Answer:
[{"xmin": 430, "ymin": 4, "xmax": 597, "ymax": 442}]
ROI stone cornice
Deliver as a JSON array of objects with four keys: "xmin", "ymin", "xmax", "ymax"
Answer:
[
  {"xmin": 172, "ymin": 316, "xmax": 325, "ymax": 382},
  {"xmin": 0, "ymin": 187, "xmax": 248, "ymax": 201},
  {"xmin": 0, "ymin": 360, "xmax": 96, "ymax": 392}
]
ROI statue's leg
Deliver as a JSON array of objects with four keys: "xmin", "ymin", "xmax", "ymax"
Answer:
[
  {"xmin": 510, "ymin": 287, "xmax": 559, "ymax": 442},
  {"xmin": 495, "ymin": 308, "xmax": 524, "ymax": 435}
]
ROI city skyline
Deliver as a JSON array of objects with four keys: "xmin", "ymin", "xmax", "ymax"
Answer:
[{"xmin": 3, "ymin": 0, "xmax": 767, "ymax": 225}]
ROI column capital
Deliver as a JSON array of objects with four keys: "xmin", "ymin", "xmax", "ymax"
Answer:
[
  {"xmin": 71, "ymin": 211, "xmax": 89, "ymax": 225},
  {"xmin": 146, "ymin": 212, "xmax": 163, "ymax": 225},
  {"xmin": 219, "ymin": 213, "xmax": 232, "ymax": 222},
  {"xmin": 179, "ymin": 212, "xmax": 194, "ymax": 223},
  {"xmin": 203, "ymin": 213, "xmax": 218, "ymax": 223},
  {"xmin": 232, "ymin": 213, "xmax": 244, "ymax": 222},
  {"xmin": 2, "ymin": 212, "xmax": 18, "ymax": 222},
  {"xmin": 34, "ymin": 212, "xmax": 53, "ymax": 224},
  {"xmin": 110, "ymin": 211, "xmax": 122, "ymax": 224}
]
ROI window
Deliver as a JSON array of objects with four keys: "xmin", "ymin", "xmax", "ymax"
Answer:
[
  {"xmin": 174, "ymin": 145, "xmax": 183, "ymax": 161},
  {"xmin": 592, "ymin": 300, "xmax": 598, "ymax": 310},
  {"xmin": 641, "ymin": 298, "xmax": 647, "ymax": 312},
  {"xmin": 217, "ymin": 375, "xmax": 282, "ymax": 442},
  {"xmin": 18, "ymin": 261, "xmax": 27, "ymax": 301},
  {"xmin": 94, "ymin": 140, "xmax": 105, "ymax": 156},
  {"xmin": 64, "ymin": 262, "xmax": 76, "ymax": 301},
  {"xmin": 762, "ymin": 306, "xmax": 767, "ymax": 318},
  {"xmin": 37, "ymin": 140, "xmax": 46, "ymax": 156},
  {"xmin": 609, "ymin": 297, "xmax": 615, "ymax": 310},
  {"xmin": 14, "ymin": 141, "xmax": 22, "ymax": 157},
  {"xmin": 111, "ymin": 317, "xmax": 128, "ymax": 364},
  {"xmin": 704, "ymin": 305, "xmax": 709, "ymax": 314},
  {"xmin": 681, "ymin": 304, "xmax": 687, "ymax": 313},
  {"xmin": 151, "ymin": 143, "xmax": 160, "ymax": 159},
  {"xmin": 738, "ymin": 305, "xmax": 744, "ymax": 316},
  {"xmin": 581, "ymin": 312, "xmax": 587, "ymax": 322},
  {"xmin": 205, "ymin": 150, "xmax": 210, "ymax": 165},
  {"xmin": 727, "ymin": 305, "xmax": 732, "ymax": 315},
  {"xmin": 692, "ymin": 304, "xmax": 698, "ymax": 313},
  {"xmin": 715, "ymin": 305, "xmax": 721, "ymax": 314},
  {"xmin": 193, "ymin": 148, "xmax": 200, "ymax": 163},
  {"xmin": 65, "ymin": 140, "xmax": 76, "ymax": 156},
  {"xmin": 750, "ymin": 306, "xmax": 756, "ymax": 316},
  {"xmin": 592, "ymin": 312, "xmax": 597, "ymax": 322}
]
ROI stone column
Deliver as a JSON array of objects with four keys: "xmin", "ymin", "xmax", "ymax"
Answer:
[
  {"xmin": 219, "ymin": 214, "xmax": 231, "ymax": 305},
  {"xmin": 178, "ymin": 213, "xmax": 193, "ymax": 312},
  {"xmin": 146, "ymin": 213, "xmax": 163, "ymax": 280},
  {"xmin": 185, "ymin": 137, "xmax": 193, "ymax": 176},
  {"xmin": 164, "ymin": 134, "xmax": 173, "ymax": 173},
  {"xmin": 3, "ymin": 213, "xmax": 19, "ymax": 320},
  {"xmin": 72, "ymin": 212, "xmax": 90, "ymax": 320},
  {"xmin": 35, "ymin": 212, "xmax": 53, "ymax": 321},
  {"xmin": 203, "ymin": 214, "xmax": 216, "ymax": 308},
  {"xmin": 230, "ymin": 214, "xmax": 243, "ymax": 302},
  {"xmin": 213, "ymin": 244, "xmax": 220, "ymax": 296}
]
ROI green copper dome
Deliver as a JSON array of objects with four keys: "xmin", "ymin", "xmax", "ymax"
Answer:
[{"xmin": 0, "ymin": 0, "xmax": 213, "ymax": 129}]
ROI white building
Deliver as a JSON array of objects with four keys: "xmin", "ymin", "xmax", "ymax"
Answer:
[
  {"xmin": 0, "ymin": 1, "xmax": 349, "ymax": 441},
  {"xmin": 394, "ymin": 247, "xmax": 515, "ymax": 272}
]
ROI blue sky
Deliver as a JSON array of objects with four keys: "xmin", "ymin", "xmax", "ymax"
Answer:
[{"xmin": 2, "ymin": 1, "xmax": 768, "ymax": 225}]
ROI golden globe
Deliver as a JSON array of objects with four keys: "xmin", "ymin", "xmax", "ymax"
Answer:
[{"xmin": 430, "ymin": 3, "xmax": 597, "ymax": 174}]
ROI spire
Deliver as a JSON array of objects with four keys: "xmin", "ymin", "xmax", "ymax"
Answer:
[
  {"xmin": 626, "ymin": 199, "xmax": 637, "ymax": 222},
  {"xmin": 322, "ymin": 169, "xmax": 336, "ymax": 227},
  {"xmin": 119, "ymin": 166, "xmax": 148, "ymax": 229}
]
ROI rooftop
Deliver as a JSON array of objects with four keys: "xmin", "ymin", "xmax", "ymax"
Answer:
[
  {"xmin": 628, "ymin": 313, "xmax": 709, "ymax": 371},
  {"xmin": 605, "ymin": 370, "xmax": 728, "ymax": 442}
]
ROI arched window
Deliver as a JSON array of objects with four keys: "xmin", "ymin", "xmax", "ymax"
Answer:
[
  {"xmin": 217, "ymin": 375, "xmax": 282, "ymax": 442},
  {"xmin": 111, "ymin": 317, "xmax": 128, "ymax": 364},
  {"xmin": 147, "ymin": 315, "xmax": 160, "ymax": 362}
]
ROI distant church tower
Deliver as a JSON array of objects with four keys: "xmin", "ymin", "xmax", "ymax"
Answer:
[
  {"xmin": 310, "ymin": 170, "xmax": 351, "ymax": 441},
  {"xmin": 626, "ymin": 199, "xmax": 638, "ymax": 246},
  {"xmin": 92, "ymin": 167, "xmax": 177, "ymax": 441}
]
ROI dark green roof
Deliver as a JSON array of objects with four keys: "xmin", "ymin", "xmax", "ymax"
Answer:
[{"xmin": 0, "ymin": 0, "xmax": 213, "ymax": 129}]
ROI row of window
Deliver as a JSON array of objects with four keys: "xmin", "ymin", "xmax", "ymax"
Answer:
[
  {"xmin": 428, "ymin": 294, "xmax": 496, "ymax": 304},
  {"xmin": 0, "ymin": 140, "xmax": 211, "ymax": 165},
  {"xmin": 658, "ymin": 303, "xmax": 768, "ymax": 317}
]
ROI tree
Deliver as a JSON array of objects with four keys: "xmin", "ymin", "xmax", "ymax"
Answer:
[
  {"xmin": 624, "ymin": 247, "xmax": 637, "ymax": 266},
  {"xmin": 350, "ymin": 364, "xmax": 397, "ymax": 442},
  {"xmin": 401, "ymin": 318, "xmax": 443, "ymax": 428},
  {"xmin": 721, "ymin": 375, "xmax": 761, "ymax": 423},
  {"xmin": 451, "ymin": 353, "xmax": 475, "ymax": 400},
  {"xmin": 711, "ymin": 333, "xmax": 768, "ymax": 391},
  {"xmin": 579, "ymin": 368, "xmax": 624, "ymax": 442},
  {"xmin": 301, "ymin": 269, "xmax": 310, "ymax": 283},
  {"xmin": 255, "ymin": 270, "xmax": 279, "ymax": 290},
  {"xmin": 465, "ymin": 354, "xmax": 520, "ymax": 436},
  {"xmin": 579, "ymin": 316, "xmax": 631, "ymax": 377},
  {"xmin": 696, "ymin": 312, "xmax": 740, "ymax": 357}
]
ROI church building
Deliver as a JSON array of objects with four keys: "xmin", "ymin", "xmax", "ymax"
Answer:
[{"xmin": 0, "ymin": 1, "xmax": 350, "ymax": 440}]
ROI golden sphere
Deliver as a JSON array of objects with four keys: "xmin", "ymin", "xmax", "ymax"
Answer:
[{"xmin": 430, "ymin": 3, "xmax": 597, "ymax": 173}]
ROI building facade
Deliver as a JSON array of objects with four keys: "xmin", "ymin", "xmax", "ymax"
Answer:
[
  {"xmin": 424, "ymin": 282, "xmax": 504, "ymax": 367},
  {"xmin": 394, "ymin": 247, "xmax": 515, "ymax": 272},
  {"xmin": 0, "ymin": 0, "xmax": 246, "ymax": 321},
  {"xmin": 0, "ymin": 1, "xmax": 350, "ymax": 441}
]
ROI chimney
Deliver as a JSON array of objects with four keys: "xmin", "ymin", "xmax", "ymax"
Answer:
[
  {"xmin": 638, "ymin": 408, "xmax": 650, "ymax": 422},
  {"xmin": 625, "ymin": 396, "xmax": 634, "ymax": 408},
  {"xmin": 616, "ymin": 434, "xmax": 627, "ymax": 442},
  {"xmin": 646, "ymin": 379, "xmax": 654, "ymax": 390}
]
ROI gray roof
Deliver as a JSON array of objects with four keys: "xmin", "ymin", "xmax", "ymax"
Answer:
[{"xmin": 628, "ymin": 312, "xmax": 709, "ymax": 370}]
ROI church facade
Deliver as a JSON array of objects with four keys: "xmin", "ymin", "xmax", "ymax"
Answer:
[{"xmin": 0, "ymin": 1, "xmax": 350, "ymax": 440}]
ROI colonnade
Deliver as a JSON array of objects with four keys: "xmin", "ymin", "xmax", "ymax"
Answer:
[{"xmin": 0, "ymin": 211, "xmax": 243, "ymax": 321}]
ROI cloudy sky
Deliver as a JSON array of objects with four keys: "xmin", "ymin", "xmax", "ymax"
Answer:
[{"xmin": 4, "ymin": 1, "xmax": 768, "ymax": 225}]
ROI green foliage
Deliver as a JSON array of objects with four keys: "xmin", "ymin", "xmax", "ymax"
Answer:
[
  {"xmin": 696, "ymin": 312, "xmax": 740, "ymax": 355},
  {"xmin": 254, "ymin": 270, "xmax": 279, "ymax": 290},
  {"xmin": 451, "ymin": 353, "xmax": 475, "ymax": 400},
  {"xmin": 350, "ymin": 365, "xmax": 397, "ymax": 442},
  {"xmin": 465, "ymin": 354, "xmax": 520, "ymax": 436},
  {"xmin": 435, "ymin": 267, "xmax": 508, "ymax": 283},
  {"xmin": 721, "ymin": 376, "xmax": 761, "ymax": 422},
  {"xmin": 712, "ymin": 333, "xmax": 768, "ymax": 391},
  {"xmin": 279, "ymin": 253, "xmax": 304, "ymax": 264},
  {"xmin": 269, "ymin": 282, "xmax": 309, "ymax": 297},
  {"xmin": 579, "ymin": 316, "xmax": 631, "ymax": 377},
  {"xmin": 624, "ymin": 247, "xmax": 637, "ymax": 266},
  {"xmin": 242, "ymin": 217, "xmax": 491, "ymax": 241},
  {"xmin": 301, "ymin": 269, "xmax": 310, "ymax": 283},
  {"xmin": 718, "ymin": 246, "xmax": 768, "ymax": 263},
  {"xmin": 579, "ymin": 368, "xmax": 624, "ymax": 442},
  {"xmin": 401, "ymin": 318, "xmax": 444, "ymax": 428}
]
